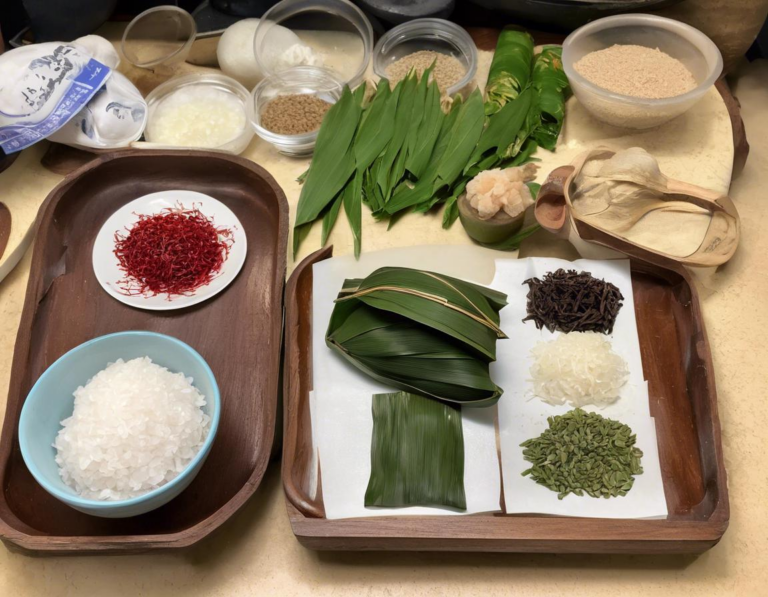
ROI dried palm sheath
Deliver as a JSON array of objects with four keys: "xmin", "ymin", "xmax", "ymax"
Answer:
[
  {"xmin": 365, "ymin": 391, "xmax": 466, "ymax": 509},
  {"xmin": 326, "ymin": 267, "xmax": 508, "ymax": 407}
]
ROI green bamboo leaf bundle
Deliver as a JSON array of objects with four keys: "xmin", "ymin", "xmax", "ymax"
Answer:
[
  {"xmin": 484, "ymin": 29, "xmax": 534, "ymax": 116},
  {"xmin": 365, "ymin": 391, "xmax": 466, "ymax": 509},
  {"xmin": 291, "ymin": 28, "xmax": 570, "ymax": 259},
  {"xmin": 326, "ymin": 267, "xmax": 508, "ymax": 407},
  {"xmin": 531, "ymin": 46, "xmax": 571, "ymax": 151}
]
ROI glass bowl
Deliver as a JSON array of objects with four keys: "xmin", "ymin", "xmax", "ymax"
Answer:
[
  {"xmin": 251, "ymin": 66, "xmax": 343, "ymax": 157},
  {"xmin": 144, "ymin": 73, "xmax": 254, "ymax": 154},
  {"xmin": 562, "ymin": 14, "xmax": 723, "ymax": 130},
  {"xmin": 253, "ymin": 0, "xmax": 373, "ymax": 88},
  {"xmin": 121, "ymin": 6, "xmax": 197, "ymax": 69},
  {"xmin": 372, "ymin": 18, "xmax": 478, "ymax": 97}
]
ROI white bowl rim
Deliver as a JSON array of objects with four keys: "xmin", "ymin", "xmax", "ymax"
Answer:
[
  {"xmin": 562, "ymin": 13, "xmax": 724, "ymax": 107},
  {"xmin": 18, "ymin": 331, "xmax": 221, "ymax": 511}
]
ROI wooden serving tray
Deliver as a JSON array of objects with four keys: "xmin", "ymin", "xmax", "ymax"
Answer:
[
  {"xmin": 282, "ymin": 247, "xmax": 729, "ymax": 554},
  {"xmin": 0, "ymin": 150, "xmax": 288, "ymax": 555}
]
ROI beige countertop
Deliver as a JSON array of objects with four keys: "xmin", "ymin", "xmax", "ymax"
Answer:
[{"xmin": 1, "ymin": 60, "xmax": 767, "ymax": 596}]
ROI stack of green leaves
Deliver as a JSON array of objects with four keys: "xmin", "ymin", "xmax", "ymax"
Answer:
[
  {"xmin": 365, "ymin": 391, "xmax": 466, "ymax": 509},
  {"xmin": 326, "ymin": 266, "xmax": 509, "ymax": 407},
  {"xmin": 293, "ymin": 28, "xmax": 571, "ymax": 259},
  {"xmin": 520, "ymin": 408, "xmax": 644, "ymax": 500}
]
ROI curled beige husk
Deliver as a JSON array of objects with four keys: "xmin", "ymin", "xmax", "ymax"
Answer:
[{"xmin": 535, "ymin": 147, "xmax": 740, "ymax": 268}]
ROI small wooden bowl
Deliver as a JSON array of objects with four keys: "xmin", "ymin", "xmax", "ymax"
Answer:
[{"xmin": 458, "ymin": 194, "xmax": 525, "ymax": 245}]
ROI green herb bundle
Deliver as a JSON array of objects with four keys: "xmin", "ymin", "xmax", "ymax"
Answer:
[
  {"xmin": 293, "ymin": 29, "xmax": 570, "ymax": 259},
  {"xmin": 521, "ymin": 408, "xmax": 644, "ymax": 500},
  {"xmin": 326, "ymin": 266, "xmax": 508, "ymax": 407},
  {"xmin": 365, "ymin": 391, "xmax": 466, "ymax": 510}
]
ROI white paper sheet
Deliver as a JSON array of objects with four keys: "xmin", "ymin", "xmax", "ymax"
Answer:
[
  {"xmin": 312, "ymin": 253, "xmax": 502, "ymax": 520},
  {"xmin": 490, "ymin": 257, "xmax": 667, "ymax": 518},
  {"xmin": 490, "ymin": 258, "xmax": 650, "ymax": 420}
]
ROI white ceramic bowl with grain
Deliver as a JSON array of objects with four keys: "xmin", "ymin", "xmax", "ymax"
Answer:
[{"xmin": 562, "ymin": 14, "xmax": 723, "ymax": 130}]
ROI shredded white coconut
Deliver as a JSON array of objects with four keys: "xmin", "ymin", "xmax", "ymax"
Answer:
[
  {"xmin": 54, "ymin": 357, "xmax": 211, "ymax": 501},
  {"xmin": 529, "ymin": 333, "xmax": 629, "ymax": 407}
]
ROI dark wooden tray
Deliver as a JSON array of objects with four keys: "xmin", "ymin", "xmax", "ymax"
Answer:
[
  {"xmin": 0, "ymin": 150, "xmax": 288, "ymax": 555},
  {"xmin": 282, "ymin": 247, "xmax": 729, "ymax": 554}
]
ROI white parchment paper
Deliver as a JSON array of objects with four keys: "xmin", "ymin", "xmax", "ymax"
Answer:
[
  {"xmin": 490, "ymin": 257, "xmax": 668, "ymax": 519},
  {"xmin": 312, "ymin": 252, "xmax": 502, "ymax": 520}
]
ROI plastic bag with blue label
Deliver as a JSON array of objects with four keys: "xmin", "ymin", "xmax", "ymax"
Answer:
[{"xmin": 0, "ymin": 36, "xmax": 147, "ymax": 153}]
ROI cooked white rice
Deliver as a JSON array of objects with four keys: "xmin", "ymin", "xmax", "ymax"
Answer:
[{"xmin": 54, "ymin": 357, "xmax": 211, "ymax": 501}]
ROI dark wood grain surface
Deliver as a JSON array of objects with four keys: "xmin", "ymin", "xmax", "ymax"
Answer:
[
  {"xmin": 281, "ymin": 248, "xmax": 729, "ymax": 554},
  {"xmin": 0, "ymin": 150, "xmax": 288, "ymax": 555},
  {"xmin": 0, "ymin": 203, "xmax": 9, "ymax": 262}
]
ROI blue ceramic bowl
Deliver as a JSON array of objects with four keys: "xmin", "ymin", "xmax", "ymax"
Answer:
[{"xmin": 18, "ymin": 331, "xmax": 220, "ymax": 518}]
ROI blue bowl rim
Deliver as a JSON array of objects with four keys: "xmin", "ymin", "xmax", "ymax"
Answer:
[{"xmin": 18, "ymin": 331, "xmax": 221, "ymax": 511}]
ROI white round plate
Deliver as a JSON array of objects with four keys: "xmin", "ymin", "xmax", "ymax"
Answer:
[{"xmin": 92, "ymin": 190, "xmax": 247, "ymax": 311}]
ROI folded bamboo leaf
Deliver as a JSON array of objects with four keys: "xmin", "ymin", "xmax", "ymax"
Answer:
[
  {"xmin": 531, "ymin": 46, "xmax": 570, "ymax": 151},
  {"xmin": 352, "ymin": 267, "xmax": 506, "ymax": 328},
  {"xmin": 326, "ymin": 267, "xmax": 507, "ymax": 406},
  {"xmin": 321, "ymin": 192, "xmax": 343, "ymax": 246},
  {"xmin": 343, "ymin": 170, "xmax": 363, "ymax": 258},
  {"xmin": 365, "ymin": 391, "xmax": 466, "ymax": 510},
  {"xmin": 485, "ymin": 29, "xmax": 534, "ymax": 116}
]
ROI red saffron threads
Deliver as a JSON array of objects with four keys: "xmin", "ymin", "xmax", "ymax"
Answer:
[{"xmin": 113, "ymin": 203, "xmax": 234, "ymax": 299}]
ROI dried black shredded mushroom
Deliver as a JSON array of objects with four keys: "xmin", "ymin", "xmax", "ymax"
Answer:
[{"xmin": 522, "ymin": 269, "xmax": 624, "ymax": 334}]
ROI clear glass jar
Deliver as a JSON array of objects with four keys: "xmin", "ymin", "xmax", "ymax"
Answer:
[
  {"xmin": 144, "ymin": 73, "xmax": 254, "ymax": 154},
  {"xmin": 253, "ymin": 0, "xmax": 373, "ymax": 88},
  {"xmin": 372, "ymin": 18, "xmax": 478, "ymax": 97},
  {"xmin": 251, "ymin": 66, "xmax": 343, "ymax": 157}
]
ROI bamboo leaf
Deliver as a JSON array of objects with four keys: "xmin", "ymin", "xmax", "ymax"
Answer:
[
  {"xmin": 326, "ymin": 267, "xmax": 508, "ymax": 406},
  {"xmin": 467, "ymin": 88, "xmax": 533, "ymax": 172},
  {"xmin": 485, "ymin": 29, "xmax": 534, "ymax": 116},
  {"xmin": 403, "ymin": 69, "xmax": 430, "ymax": 165},
  {"xmin": 480, "ymin": 223, "xmax": 541, "ymax": 251},
  {"xmin": 365, "ymin": 392, "xmax": 466, "ymax": 509},
  {"xmin": 436, "ymin": 90, "xmax": 485, "ymax": 187},
  {"xmin": 531, "ymin": 46, "xmax": 570, "ymax": 151},
  {"xmin": 377, "ymin": 76, "xmax": 415, "ymax": 201},
  {"xmin": 294, "ymin": 86, "xmax": 361, "ymax": 230},
  {"xmin": 442, "ymin": 192, "xmax": 461, "ymax": 229},
  {"xmin": 292, "ymin": 223, "xmax": 313, "ymax": 259},
  {"xmin": 383, "ymin": 96, "xmax": 466, "ymax": 215},
  {"xmin": 343, "ymin": 170, "xmax": 363, "ymax": 258},
  {"xmin": 321, "ymin": 193, "xmax": 343, "ymax": 247},
  {"xmin": 354, "ymin": 80, "xmax": 394, "ymax": 172},
  {"xmin": 406, "ymin": 79, "xmax": 443, "ymax": 179}
]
